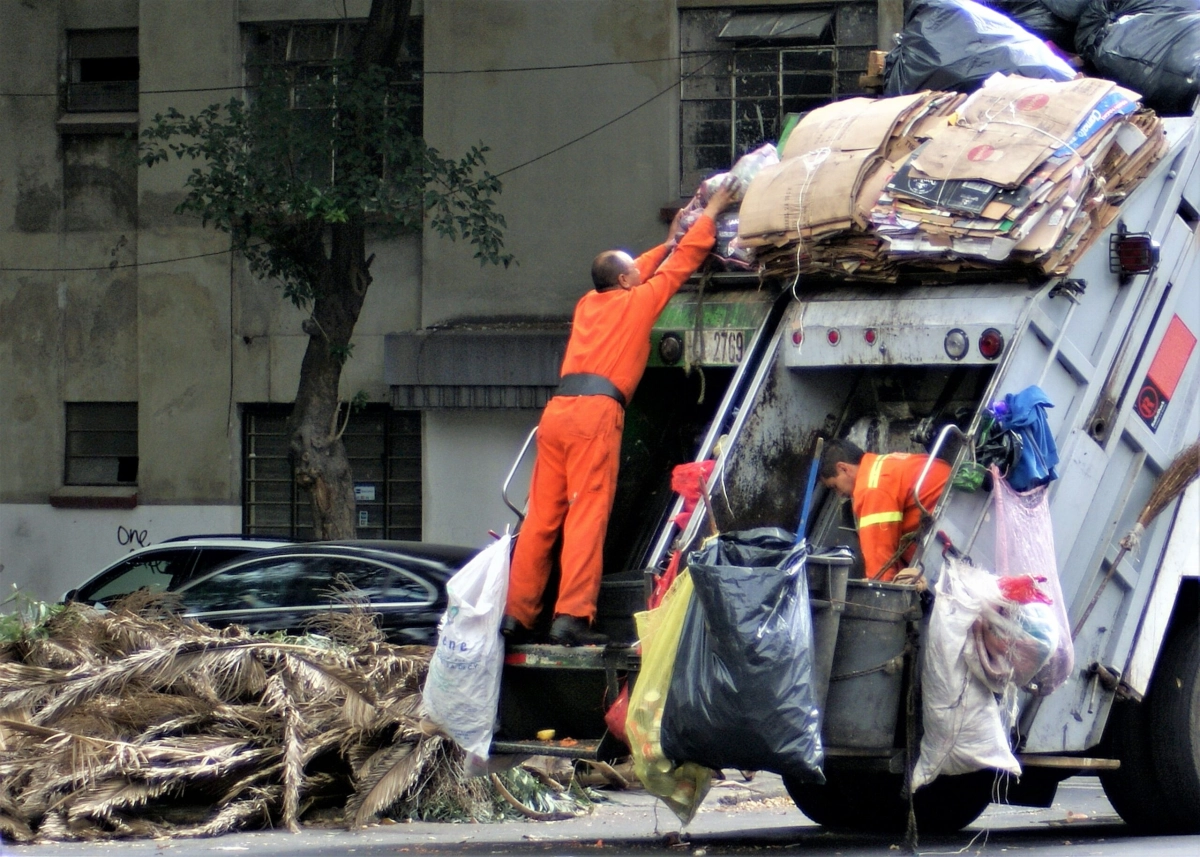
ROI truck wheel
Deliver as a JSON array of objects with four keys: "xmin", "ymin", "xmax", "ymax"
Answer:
[
  {"xmin": 784, "ymin": 769, "xmax": 993, "ymax": 833},
  {"xmin": 1102, "ymin": 619, "xmax": 1200, "ymax": 833}
]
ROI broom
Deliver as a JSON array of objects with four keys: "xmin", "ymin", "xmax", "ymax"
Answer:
[{"xmin": 1071, "ymin": 439, "xmax": 1199, "ymax": 639}]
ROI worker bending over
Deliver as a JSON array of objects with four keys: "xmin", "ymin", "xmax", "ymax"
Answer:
[
  {"xmin": 504, "ymin": 181, "xmax": 738, "ymax": 647},
  {"xmin": 818, "ymin": 438, "xmax": 951, "ymax": 585}
]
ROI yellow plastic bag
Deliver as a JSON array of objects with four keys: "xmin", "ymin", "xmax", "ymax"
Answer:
[{"xmin": 625, "ymin": 569, "xmax": 713, "ymax": 824}]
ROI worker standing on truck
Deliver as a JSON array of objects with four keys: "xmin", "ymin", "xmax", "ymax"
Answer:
[
  {"xmin": 818, "ymin": 438, "xmax": 952, "ymax": 585},
  {"xmin": 503, "ymin": 181, "xmax": 739, "ymax": 647}
]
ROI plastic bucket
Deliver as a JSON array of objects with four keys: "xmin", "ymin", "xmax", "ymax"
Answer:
[
  {"xmin": 805, "ymin": 551, "xmax": 852, "ymax": 711},
  {"xmin": 594, "ymin": 569, "xmax": 646, "ymax": 644},
  {"xmin": 821, "ymin": 580, "xmax": 919, "ymax": 750}
]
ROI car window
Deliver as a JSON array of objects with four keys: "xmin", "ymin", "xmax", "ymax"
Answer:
[
  {"xmin": 181, "ymin": 558, "xmax": 308, "ymax": 613},
  {"xmin": 289, "ymin": 558, "xmax": 396, "ymax": 606},
  {"xmin": 380, "ymin": 568, "xmax": 435, "ymax": 604},
  {"xmin": 191, "ymin": 548, "xmax": 259, "ymax": 579},
  {"xmin": 77, "ymin": 549, "xmax": 197, "ymax": 603}
]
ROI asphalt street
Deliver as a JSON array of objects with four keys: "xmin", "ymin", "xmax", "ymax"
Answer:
[{"xmin": 3, "ymin": 775, "xmax": 1198, "ymax": 857}]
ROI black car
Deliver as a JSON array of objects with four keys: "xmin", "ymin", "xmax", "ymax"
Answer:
[
  {"xmin": 64, "ymin": 536, "xmax": 293, "ymax": 605},
  {"xmin": 172, "ymin": 540, "xmax": 478, "ymax": 645}
]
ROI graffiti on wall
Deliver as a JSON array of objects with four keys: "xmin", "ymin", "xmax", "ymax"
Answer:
[{"xmin": 117, "ymin": 526, "xmax": 149, "ymax": 549}]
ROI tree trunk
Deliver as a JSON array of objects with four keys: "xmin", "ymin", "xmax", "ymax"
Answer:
[
  {"xmin": 287, "ymin": 0, "xmax": 409, "ymax": 540},
  {"xmin": 289, "ymin": 219, "xmax": 371, "ymax": 539}
]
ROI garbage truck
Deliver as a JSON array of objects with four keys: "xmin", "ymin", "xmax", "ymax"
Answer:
[{"xmin": 491, "ymin": 97, "xmax": 1200, "ymax": 834}]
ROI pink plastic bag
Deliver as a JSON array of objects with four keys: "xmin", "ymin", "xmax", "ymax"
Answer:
[{"xmin": 991, "ymin": 467, "xmax": 1074, "ymax": 695}]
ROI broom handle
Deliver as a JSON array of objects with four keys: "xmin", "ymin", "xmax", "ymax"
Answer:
[
  {"xmin": 795, "ymin": 438, "xmax": 825, "ymax": 548},
  {"xmin": 1071, "ymin": 543, "xmax": 1129, "ymax": 640}
]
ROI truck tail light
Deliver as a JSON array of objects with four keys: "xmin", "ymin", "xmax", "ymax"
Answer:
[
  {"xmin": 658, "ymin": 332, "xmax": 683, "ymax": 365},
  {"xmin": 1109, "ymin": 231, "xmax": 1159, "ymax": 277},
  {"xmin": 944, "ymin": 329, "xmax": 969, "ymax": 361},
  {"xmin": 792, "ymin": 329, "xmax": 803, "ymax": 346},
  {"xmin": 979, "ymin": 328, "xmax": 1004, "ymax": 360},
  {"xmin": 827, "ymin": 329, "xmax": 841, "ymax": 346},
  {"xmin": 864, "ymin": 328, "xmax": 877, "ymax": 345}
]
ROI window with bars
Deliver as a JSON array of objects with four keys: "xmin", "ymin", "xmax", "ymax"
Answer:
[
  {"xmin": 243, "ymin": 19, "xmax": 422, "ymax": 118},
  {"xmin": 242, "ymin": 405, "xmax": 422, "ymax": 540},
  {"xmin": 65, "ymin": 402, "xmax": 138, "ymax": 485},
  {"xmin": 679, "ymin": 4, "xmax": 877, "ymax": 195}
]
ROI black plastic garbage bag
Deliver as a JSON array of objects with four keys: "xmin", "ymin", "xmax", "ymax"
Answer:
[
  {"xmin": 1075, "ymin": 0, "xmax": 1197, "ymax": 62},
  {"xmin": 1093, "ymin": 12, "xmax": 1200, "ymax": 113},
  {"xmin": 660, "ymin": 528, "xmax": 825, "ymax": 784},
  {"xmin": 988, "ymin": 0, "xmax": 1077, "ymax": 49},
  {"xmin": 885, "ymin": 0, "xmax": 1076, "ymax": 96}
]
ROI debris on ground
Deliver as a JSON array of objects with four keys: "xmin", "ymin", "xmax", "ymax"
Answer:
[{"xmin": 0, "ymin": 593, "xmax": 599, "ymax": 843}]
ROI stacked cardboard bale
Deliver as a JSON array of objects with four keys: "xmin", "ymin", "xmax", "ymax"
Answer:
[{"xmin": 737, "ymin": 74, "xmax": 1167, "ymax": 282}]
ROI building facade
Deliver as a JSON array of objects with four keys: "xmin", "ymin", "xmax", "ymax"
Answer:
[{"xmin": 0, "ymin": 0, "xmax": 895, "ymax": 602}]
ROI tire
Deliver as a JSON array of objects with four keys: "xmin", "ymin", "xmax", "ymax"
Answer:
[
  {"xmin": 784, "ymin": 769, "xmax": 994, "ymax": 833},
  {"xmin": 1102, "ymin": 619, "xmax": 1200, "ymax": 833}
]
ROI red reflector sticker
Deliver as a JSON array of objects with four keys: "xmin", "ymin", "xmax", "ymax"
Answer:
[{"xmin": 1137, "ymin": 315, "xmax": 1196, "ymax": 431}]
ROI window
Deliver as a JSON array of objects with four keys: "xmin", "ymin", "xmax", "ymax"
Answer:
[
  {"xmin": 66, "ymin": 29, "xmax": 139, "ymax": 112},
  {"xmin": 679, "ymin": 4, "xmax": 877, "ymax": 194},
  {"xmin": 243, "ymin": 20, "xmax": 422, "ymax": 118},
  {"xmin": 243, "ymin": 405, "xmax": 422, "ymax": 540},
  {"xmin": 74, "ymin": 549, "xmax": 196, "ymax": 604},
  {"xmin": 65, "ymin": 403, "xmax": 138, "ymax": 486}
]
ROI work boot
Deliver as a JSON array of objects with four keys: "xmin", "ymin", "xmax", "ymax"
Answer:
[
  {"xmin": 548, "ymin": 615, "xmax": 609, "ymax": 647},
  {"xmin": 500, "ymin": 615, "xmax": 535, "ymax": 645}
]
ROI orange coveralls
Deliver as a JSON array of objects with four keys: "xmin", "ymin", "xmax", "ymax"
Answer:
[
  {"xmin": 851, "ymin": 452, "xmax": 951, "ymax": 582},
  {"xmin": 505, "ymin": 215, "xmax": 719, "ymax": 628}
]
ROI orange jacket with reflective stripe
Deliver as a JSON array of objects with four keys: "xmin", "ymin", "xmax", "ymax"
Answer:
[
  {"xmin": 559, "ymin": 215, "xmax": 718, "ymax": 403},
  {"xmin": 852, "ymin": 452, "xmax": 951, "ymax": 581}
]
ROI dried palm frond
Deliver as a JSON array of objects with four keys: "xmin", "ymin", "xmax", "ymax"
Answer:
[
  {"xmin": 62, "ymin": 778, "xmax": 175, "ymax": 824},
  {"xmin": 347, "ymin": 733, "xmax": 440, "ymax": 827},
  {"xmin": 262, "ymin": 672, "xmax": 305, "ymax": 832},
  {"xmin": 304, "ymin": 575, "xmax": 387, "ymax": 649},
  {"xmin": 269, "ymin": 650, "xmax": 376, "ymax": 729},
  {"xmin": 172, "ymin": 794, "xmax": 273, "ymax": 839}
]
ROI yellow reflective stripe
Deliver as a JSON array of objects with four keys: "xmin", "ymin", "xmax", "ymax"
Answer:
[
  {"xmin": 859, "ymin": 511, "xmax": 903, "ymax": 528},
  {"xmin": 867, "ymin": 455, "xmax": 887, "ymax": 489}
]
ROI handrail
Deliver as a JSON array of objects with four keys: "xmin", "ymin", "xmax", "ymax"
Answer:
[
  {"xmin": 914, "ymin": 423, "xmax": 967, "ymax": 518},
  {"xmin": 502, "ymin": 427, "xmax": 538, "ymax": 521}
]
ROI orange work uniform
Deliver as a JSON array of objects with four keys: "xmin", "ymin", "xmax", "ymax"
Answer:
[
  {"xmin": 505, "ymin": 214, "xmax": 719, "ymax": 628},
  {"xmin": 852, "ymin": 452, "xmax": 951, "ymax": 582}
]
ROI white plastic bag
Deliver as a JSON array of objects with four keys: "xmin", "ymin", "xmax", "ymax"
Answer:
[
  {"xmin": 420, "ymin": 533, "xmax": 511, "ymax": 776},
  {"xmin": 912, "ymin": 555, "xmax": 1021, "ymax": 790},
  {"xmin": 992, "ymin": 470, "xmax": 1073, "ymax": 695}
]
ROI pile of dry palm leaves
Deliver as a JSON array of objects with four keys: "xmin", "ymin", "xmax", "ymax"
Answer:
[{"xmin": 0, "ymin": 591, "xmax": 598, "ymax": 844}]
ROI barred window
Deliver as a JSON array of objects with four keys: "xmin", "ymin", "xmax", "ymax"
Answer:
[
  {"xmin": 243, "ymin": 19, "xmax": 422, "ymax": 118},
  {"xmin": 679, "ymin": 4, "xmax": 876, "ymax": 195},
  {"xmin": 243, "ymin": 405, "xmax": 422, "ymax": 540},
  {"xmin": 65, "ymin": 402, "xmax": 138, "ymax": 486}
]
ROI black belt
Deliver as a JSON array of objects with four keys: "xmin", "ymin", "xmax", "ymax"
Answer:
[{"xmin": 555, "ymin": 373, "xmax": 626, "ymax": 408}]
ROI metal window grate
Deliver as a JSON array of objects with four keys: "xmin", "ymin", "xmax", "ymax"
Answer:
[
  {"xmin": 242, "ymin": 405, "xmax": 421, "ymax": 540},
  {"xmin": 679, "ymin": 4, "xmax": 876, "ymax": 195},
  {"xmin": 65, "ymin": 402, "xmax": 138, "ymax": 485}
]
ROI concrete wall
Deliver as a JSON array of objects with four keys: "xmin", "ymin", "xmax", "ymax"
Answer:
[
  {"xmin": 422, "ymin": 410, "xmax": 539, "ymax": 548},
  {"xmin": 421, "ymin": 0, "xmax": 680, "ymax": 326}
]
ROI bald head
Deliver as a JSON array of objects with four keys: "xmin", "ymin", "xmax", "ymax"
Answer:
[{"xmin": 592, "ymin": 250, "xmax": 635, "ymax": 291}]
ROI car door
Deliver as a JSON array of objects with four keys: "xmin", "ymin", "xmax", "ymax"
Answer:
[
  {"xmin": 371, "ymin": 563, "xmax": 444, "ymax": 645},
  {"xmin": 71, "ymin": 548, "xmax": 199, "ymax": 605},
  {"xmin": 178, "ymin": 555, "xmax": 313, "ymax": 633}
]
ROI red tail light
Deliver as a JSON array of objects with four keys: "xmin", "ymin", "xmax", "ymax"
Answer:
[
  {"xmin": 1110, "ymin": 232, "xmax": 1159, "ymax": 276},
  {"xmin": 979, "ymin": 328, "xmax": 1004, "ymax": 360}
]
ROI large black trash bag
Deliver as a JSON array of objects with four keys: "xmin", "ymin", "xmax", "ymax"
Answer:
[
  {"xmin": 659, "ymin": 528, "xmax": 825, "ymax": 783},
  {"xmin": 1075, "ymin": 0, "xmax": 1198, "ymax": 62},
  {"xmin": 1093, "ymin": 12, "xmax": 1200, "ymax": 113},
  {"xmin": 885, "ymin": 0, "xmax": 1076, "ymax": 96},
  {"xmin": 987, "ymin": 0, "xmax": 1077, "ymax": 49}
]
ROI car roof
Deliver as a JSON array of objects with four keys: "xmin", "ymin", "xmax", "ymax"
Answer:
[{"xmin": 124, "ymin": 536, "xmax": 294, "ymax": 553}]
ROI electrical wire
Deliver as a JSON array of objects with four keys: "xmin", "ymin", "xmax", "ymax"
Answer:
[{"xmin": 0, "ymin": 249, "xmax": 230, "ymax": 272}]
